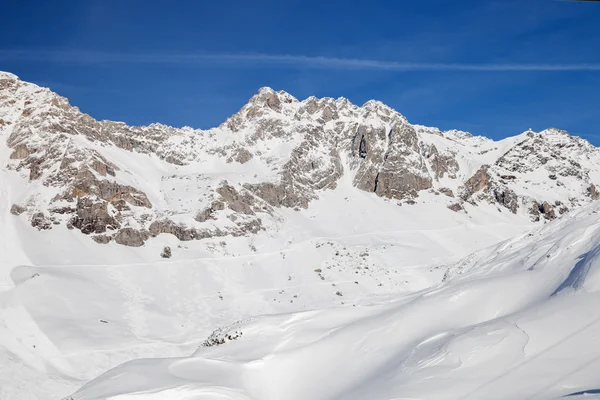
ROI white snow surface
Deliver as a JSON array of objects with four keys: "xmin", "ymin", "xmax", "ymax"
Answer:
[
  {"xmin": 67, "ymin": 203, "xmax": 600, "ymax": 400},
  {"xmin": 1, "ymin": 71, "xmax": 600, "ymax": 399}
]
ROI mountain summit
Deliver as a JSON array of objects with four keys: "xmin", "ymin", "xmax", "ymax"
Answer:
[
  {"xmin": 3, "ymin": 71, "xmax": 600, "ymax": 400},
  {"xmin": 2, "ymin": 71, "xmax": 599, "ymax": 248}
]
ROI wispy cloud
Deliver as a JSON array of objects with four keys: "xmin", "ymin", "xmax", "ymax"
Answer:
[{"xmin": 2, "ymin": 49, "xmax": 600, "ymax": 72}]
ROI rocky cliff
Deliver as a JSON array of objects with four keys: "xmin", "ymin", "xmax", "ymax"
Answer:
[{"xmin": 2, "ymin": 71, "xmax": 599, "ymax": 247}]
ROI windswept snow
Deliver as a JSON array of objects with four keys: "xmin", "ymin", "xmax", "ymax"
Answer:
[
  {"xmin": 70, "ymin": 203, "xmax": 600, "ymax": 400},
  {"xmin": 0, "ymin": 168, "xmax": 531, "ymax": 400},
  {"xmin": 1, "ymin": 71, "xmax": 600, "ymax": 400}
]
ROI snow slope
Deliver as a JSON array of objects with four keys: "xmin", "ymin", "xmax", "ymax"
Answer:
[
  {"xmin": 0, "ymin": 164, "xmax": 531, "ymax": 400},
  {"xmin": 1, "ymin": 71, "xmax": 600, "ymax": 400},
  {"xmin": 70, "ymin": 202, "xmax": 600, "ymax": 400}
]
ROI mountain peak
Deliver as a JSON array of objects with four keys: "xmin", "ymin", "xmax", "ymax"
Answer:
[
  {"xmin": 0, "ymin": 71, "xmax": 19, "ymax": 81},
  {"xmin": 245, "ymin": 87, "xmax": 298, "ymax": 112}
]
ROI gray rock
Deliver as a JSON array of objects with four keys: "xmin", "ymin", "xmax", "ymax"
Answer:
[
  {"xmin": 31, "ymin": 212, "xmax": 52, "ymax": 230},
  {"xmin": 447, "ymin": 203, "xmax": 464, "ymax": 212},
  {"xmin": 149, "ymin": 219, "xmax": 200, "ymax": 241},
  {"xmin": 588, "ymin": 184, "xmax": 600, "ymax": 200},
  {"xmin": 351, "ymin": 121, "xmax": 432, "ymax": 199},
  {"xmin": 216, "ymin": 183, "xmax": 256, "ymax": 214},
  {"xmin": 10, "ymin": 204, "xmax": 26, "ymax": 215},
  {"xmin": 461, "ymin": 165, "xmax": 492, "ymax": 200},
  {"xmin": 540, "ymin": 201, "xmax": 556, "ymax": 220},
  {"xmin": 70, "ymin": 198, "xmax": 120, "ymax": 235},
  {"xmin": 9, "ymin": 144, "xmax": 30, "ymax": 159},
  {"xmin": 439, "ymin": 187, "xmax": 455, "ymax": 197},
  {"xmin": 492, "ymin": 188, "xmax": 519, "ymax": 214},
  {"xmin": 231, "ymin": 147, "xmax": 253, "ymax": 164},
  {"xmin": 114, "ymin": 228, "xmax": 148, "ymax": 247},
  {"xmin": 195, "ymin": 200, "xmax": 225, "ymax": 222},
  {"xmin": 69, "ymin": 170, "xmax": 152, "ymax": 208},
  {"xmin": 160, "ymin": 246, "xmax": 172, "ymax": 258},
  {"xmin": 92, "ymin": 235, "xmax": 113, "ymax": 244}
]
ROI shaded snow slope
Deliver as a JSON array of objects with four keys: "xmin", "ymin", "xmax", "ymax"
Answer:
[{"xmin": 71, "ymin": 202, "xmax": 600, "ymax": 400}]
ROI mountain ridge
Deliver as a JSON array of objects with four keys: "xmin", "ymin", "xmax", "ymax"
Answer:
[
  {"xmin": 2, "ymin": 70, "xmax": 600, "ymax": 249},
  {"xmin": 3, "ymin": 70, "xmax": 600, "ymax": 400}
]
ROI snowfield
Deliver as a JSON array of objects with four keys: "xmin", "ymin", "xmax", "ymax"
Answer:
[
  {"xmin": 68, "ymin": 203, "xmax": 600, "ymax": 400},
  {"xmin": 0, "ymin": 167, "xmax": 532, "ymax": 400},
  {"xmin": 2, "ymin": 71, "xmax": 600, "ymax": 400}
]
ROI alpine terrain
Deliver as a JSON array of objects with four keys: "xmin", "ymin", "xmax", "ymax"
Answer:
[{"xmin": 2, "ymin": 71, "xmax": 600, "ymax": 399}]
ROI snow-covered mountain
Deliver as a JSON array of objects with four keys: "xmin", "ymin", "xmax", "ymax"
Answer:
[
  {"xmin": 2, "ymin": 71, "xmax": 599, "ymax": 249},
  {"xmin": 1, "ymin": 70, "xmax": 600, "ymax": 399}
]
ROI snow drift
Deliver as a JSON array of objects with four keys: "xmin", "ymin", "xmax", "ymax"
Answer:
[{"xmin": 68, "ymin": 203, "xmax": 600, "ymax": 400}]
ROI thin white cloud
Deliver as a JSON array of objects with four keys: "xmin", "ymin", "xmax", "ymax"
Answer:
[{"xmin": 2, "ymin": 49, "xmax": 600, "ymax": 71}]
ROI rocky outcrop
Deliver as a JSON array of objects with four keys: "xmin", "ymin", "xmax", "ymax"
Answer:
[
  {"xmin": 588, "ymin": 184, "xmax": 600, "ymax": 200},
  {"xmin": 216, "ymin": 183, "xmax": 257, "ymax": 215},
  {"xmin": 10, "ymin": 204, "xmax": 26, "ymax": 215},
  {"xmin": 439, "ymin": 188, "xmax": 455, "ymax": 197},
  {"xmin": 149, "ymin": 219, "xmax": 201, "ymax": 241},
  {"xmin": 160, "ymin": 246, "xmax": 172, "ymax": 258},
  {"xmin": 70, "ymin": 198, "xmax": 119, "ymax": 235},
  {"xmin": 492, "ymin": 188, "xmax": 519, "ymax": 214},
  {"xmin": 540, "ymin": 201, "xmax": 557, "ymax": 220},
  {"xmin": 421, "ymin": 143, "xmax": 459, "ymax": 180},
  {"xmin": 30, "ymin": 212, "xmax": 52, "ymax": 230},
  {"xmin": 461, "ymin": 165, "xmax": 492, "ymax": 200},
  {"xmin": 460, "ymin": 166, "xmax": 518, "ymax": 213},
  {"xmin": 9, "ymin": 144, "xmax": 29, "ymax": 159},
  {"xmin": 195, "ymin": 200, "xmax": 225, "ymax": 223},
  {"xmin": 245, "ymin": 180, "xmax": 311, "ymax": 209},
  {"xmin": 92, "ymin": 234, "xmax": 112, "ymax": 244},
  {"xmin": 529, "ymin": 200, "xmax": 563, "ymax": 221},
  {"xmin": 351, "ymin": 120, "xmax": 432, "ymax": 199},
  {"xmin": 4, "ymin": 71, "xmax": 600, "ymax": 248},
  {"xmin": 65, "ymin": 170, "xmax": 152, "ymax": 209},
  {"xmin": 447, "ymin": 203, "xmax": 464, "ymax": 212},
  {"xmin": 114, "ymin": 228, "xmax": 148, "ymax": 247},
  {"xmin": 228, "ymin": 147, "xmax": 253, "ymax": 164}
]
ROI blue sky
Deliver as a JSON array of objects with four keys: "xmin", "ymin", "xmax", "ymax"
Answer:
[{"xmin": 1, "ymin": 0, "xmax": 600, "ymax": 142}]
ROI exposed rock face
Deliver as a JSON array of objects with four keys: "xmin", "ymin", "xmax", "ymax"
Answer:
[
  {"xmin": 149, "ymin": 219, "xmax": 199, "ymax": 241},
  {"xmin": 350, "ymin": 118, "xmax": 432, "ymax": 199},
  {"xmin": 70, "ymin": 198, "xmax": 119, "ymax": 235},
  {"xmin": 3, "ymin": 71, "xmax": 600, "ymax": 247},
  {"xmin": 447, "ymin": 203, "xmax": 464, "ymax": 212},
  {"xmin": 114, "ymin": 228, "xmax": 148, "ymax": 247},
  {"xmin": 492, "ymin": 188, "xmax": 519, "ymax": 214},
  {"xmin": 161, "ymin": 246, "xmax": 172, "ymax": 258},
  {"xmin": 540, "ymin": 201, "xmax": 557, "ymax": 220},
  {"xmin": 245, "ymin": 176, "xmax": 320, "ymax": 209},
  {"xmin": 216, "ymin": 183, "xmax": 257, "ymax": 215},
  {"xmin": 9, "ymin": 144, "xmax": 29, "ymax": 159},
  {"xmin": 195, "ymin": 200, "xmax": 225, "ymax": 223},
  {"xmin": 30, "ymin": 212, "xmax": 52, "ymax": 230},
  {"xmin": 461, "ymin": 166, "xmax": 492, "ymax": 200},
  {"xmin": 439, "ymin": 188, "xmax": 455, "ymax": 197},
  {"xmin": 228, "ymin": 147, "xmax": 253, "ymax": 164},
  {"xmin": 10, "ymin": 204, "xmax": 26, "ymax": 215},
  {"xmin": 92, "ymin": 234, "xmax": 112, "ymax": 244},
  {"xmin": 588, "ymin": 184, "xmax": 600, "ymax": 200},
  {"xmin": 421, "ymin": 143, "xmax": 459, "ymax": 180},
  {"xmin": 64, "ymin": 170, "xmax": 152, "ymax": 209}
]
